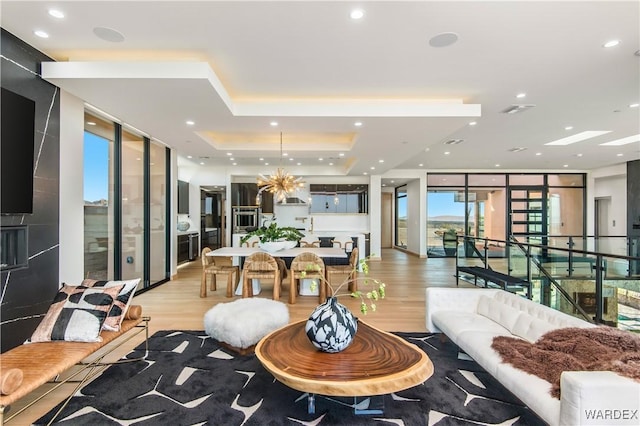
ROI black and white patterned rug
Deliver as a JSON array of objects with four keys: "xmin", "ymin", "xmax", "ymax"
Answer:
[{"xmin": 36, "ymin": 330, "xmax": 546, "ymax": 425}]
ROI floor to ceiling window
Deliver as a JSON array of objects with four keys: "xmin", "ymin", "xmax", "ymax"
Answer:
[
  {"xmin": 149, "ymin": 140, "xmax": 168, "ymax": 283},
  {"xmin": 83, "ymin": 113, "xmax": 115, "ymax": 280},
  {"xmin": 121, "ymin": 130, "xmax": 145, "ymax": 282},
  {"xmin": 395, "ymin": 186, "xmax": 407, "ymax": 248},
  {"xmin": 83, "ymin": 111, "xmax": 170, "ymax": 289},
  {"xmin": 427, "ymin": 173, "xmax": 584, "ymax": 257}
]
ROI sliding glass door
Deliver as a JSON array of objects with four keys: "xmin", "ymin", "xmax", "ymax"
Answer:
[{"xmin": 83, "ymin": 112, "xmax": 170, "ymax": 289}]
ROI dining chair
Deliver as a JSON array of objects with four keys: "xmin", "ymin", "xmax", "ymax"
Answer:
[
  {"xmin": 331, "ymin": 235, "xmax": 354, "ymax": 252},
  {"xmin": 240, "ymin": 235, "xmax": 260, "ymax": 247},
  {"xmin": 326, "ymin": 247, "xmax": 359, "ymax": 293},
  {"xmin": 289, "ymin": 252, "xmax": 326, "ymax": 304},
  {"xmin": 200, "ymin": 247, "xmax": 240, "ymax": 298},
  {"xmin": 242, "ymin": 252, "xmax": 282, "ymax": 299},
  {"xmin": 299, "ymin": 235, "xmax": 320, "ymax": 248}
]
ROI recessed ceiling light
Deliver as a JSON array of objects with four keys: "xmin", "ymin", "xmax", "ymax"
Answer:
[
  {"xmin": 419, "ymin": 163, "xmax": 424, "ymax": 167},
  {"xmin": 576, "ymin": 153, "xmax": 583, "ymax": 157},
  {"xmin": 600, "ymin": 134, "xmax": 640, "ymax": 146},
  {"xmin": 495, "ymin": 164, "xmax": 500, "ymax": 167},
  {"xmin": 265, "ymin": 162, "xmax": 269, "ymax": 166},
  {"xmin": 229, "ymin": 158, "xmax": 234, "ymax": 161},
  {"xmin": 86, "ymin": 121, "xmax": 96, "ymax": 126},
  {"xmin": 429, "ymin": 32, "xmax": 459, "ymax": 48},
  {"xmin": 329, "ymin": 162, "xmax": 334, "ymax": 166},
  {"xmin": 350, "ymin": 9, "xmax": 364, "ymax": 20},
  {"xmin": 297, "ymin": 162, "xmax": 301, "ymax": 166},
  {"xmin": 629, "ymin": 103, "xmax": 639, "ymax": 108},
  {"xmin": 283, "ymin": 153, "xmax": 289, "ymax": 157},
  {"xmin": 199, "ymin": 162, "xmax": 205, "ymax": 165},
  {"xmin": 535, "ymin": 152, "xmax": 542, "ymax": 156},
  {"xmin": 545, "ymin": 130, "xmax": 611, "ymax": 145},
  {"xmin": 289, "ymin": 158, "xmax": 294, "ymax": 161},
  {"xmin": 469, "ymin": 121, "xmax": 477, "ymax": 126},
  {"xmin": 318, "ymin": 158, "xmax": 323, "ymax": 161},
  {"xmin": 516, "ymin": 93, "xmax": 527, "ymax": 99},
  {"xmin": 354, "ymin": 121, "xmax": 363, "ymax": 127},
  {"xmin": 34, "ymin": 30, "xmax": 49, "ymax": 38},
  {"xmin": 378, "ymin": 159, "xmax": 384, "ymax": 163},
  {"xmin": 48, "ymin": 9, "xmax": 65, "ymax": 19},
  {"xmin": 563, "ymin": 164, "xmax": 569, "ymax": 167},
  {"xmin": 370, "ymin": 166, "xmax": 375, "ymax": 170},
  {"xmin": 444, "ymin": 151, "xmax": 450, "ymax": 155},
  {"xmin": 226, "ymin": 152, "xmax": 232, "ymax": 156},
  {"xmin": 186, "ymin": 120, "xmax": 195, "ymax": 126},
  {"xmin": 603, "ymin": 39, "xmax": 620, "ymax": 48},
  {"xmin": 270, "ymin": 121, "xmax": 278, "ymax": 126},
  {"xmin": 339, "ymin": 153, "xmax": 345, "ymax": 157},
  {"xmin": 259, "ymin": 158, "xmax": 264, "ymax": 161},
  {"xmin": 565, "ymin": 126, "xmax": 573, "ymax": 130},
  {"xmin": 391, "ymin": 180, "xmax": 395, "ymax": 183},
  {"xmin": 232, "ymin": 162, "xmax": 237, "ymax": 165},
  {"xmin": 616, "ymin": 153, "xmax": 624, "ymax": 157},
  {"xmin": 136, "ymin": 157, "xmax": 141, "ymax": 161},
  {"xmin": 363, "ymin": 172, "xmax": 368, "ymax": 175},
  {"xmin": 187, "ymin": 155, "xmax": 193, "ymax": 159}
]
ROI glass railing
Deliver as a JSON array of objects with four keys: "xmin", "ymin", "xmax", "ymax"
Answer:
[{"xmin": 455, "ymin": 236, "xmax": 640, "ymax": 332}]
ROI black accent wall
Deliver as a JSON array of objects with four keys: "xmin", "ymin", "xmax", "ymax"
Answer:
[{"xmin": 1, "ymin": 29, "xmax": 60, "ymax": 352}]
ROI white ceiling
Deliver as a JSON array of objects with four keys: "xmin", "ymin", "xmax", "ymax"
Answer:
[{"xmin": 2, "ymin": 0, "xmax": 639, "ymax": 181}]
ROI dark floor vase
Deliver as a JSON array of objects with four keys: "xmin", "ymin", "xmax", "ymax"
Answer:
[{"xmin": 305, "ymin": 297, "xmax": 358, "ymax": 353}]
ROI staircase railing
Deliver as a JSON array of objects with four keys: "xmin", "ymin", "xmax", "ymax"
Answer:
[{"xmin": 455, "ymin": 235, "xmax": 640, "ymax": 330}]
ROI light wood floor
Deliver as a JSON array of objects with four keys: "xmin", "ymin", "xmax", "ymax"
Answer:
[{"xmin": 8, "ymin": 249, "xmax": 465, "ymax": 425}]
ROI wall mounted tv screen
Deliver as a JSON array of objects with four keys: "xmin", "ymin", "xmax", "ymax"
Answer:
[{"xmin": 1, "ymin": 87, "xmax": 35, "ymax": 214}]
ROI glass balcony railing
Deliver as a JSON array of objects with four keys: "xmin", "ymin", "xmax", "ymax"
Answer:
[{"xmin": 455, "ymin": 235, "xmax": 640, "ymax": 332}]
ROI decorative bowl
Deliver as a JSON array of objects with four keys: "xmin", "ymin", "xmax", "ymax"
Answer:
[{"xmin": 177, "ymin": 221, "xmax": 190, "ymax": 231}]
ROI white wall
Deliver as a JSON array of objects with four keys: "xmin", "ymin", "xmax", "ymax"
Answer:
[
  {"xmin": 588, "ymin": 164, "xmax": 627, "ymax": 236},
  {"xmin": 59, "ymin": 90, "xmax": 85, "ymax": 284},
  {"xmin": 588, "ymin": 164, "xmax": 627, "ymax": 255}
]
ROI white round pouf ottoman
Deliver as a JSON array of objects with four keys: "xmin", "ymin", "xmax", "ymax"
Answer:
[{"xmin": 204, "ymin": 298, "xmax": 289, "ymax": 355}]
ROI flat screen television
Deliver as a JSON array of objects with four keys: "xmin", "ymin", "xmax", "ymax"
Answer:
[{"xmin": 1, "ymin": 87, "xmax": 35, "ymax": 214}]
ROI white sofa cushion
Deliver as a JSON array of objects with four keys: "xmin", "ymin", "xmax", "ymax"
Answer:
[
  {"xmin": 477, "ymin": 295, "xmax": 522, "ymax": 331},
  {"xmin": 511, "ymin": 314, "xmax": 560, "ymax": 343},
  {"xmin": 431, "ymin": 311, "xmax": 508, "ymax": 346},
  {"xmin": 456, "ymin": 330, "xmax": 514, "ymax": 376}
]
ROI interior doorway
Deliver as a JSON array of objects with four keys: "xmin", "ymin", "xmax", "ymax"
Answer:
[
  {"xmin": 594, "ymin": 197, "xmax": 612, "ymax": 253},
  {"xmin": 200, "ymin": 186, "xmax": 226, "ymax": 250}
]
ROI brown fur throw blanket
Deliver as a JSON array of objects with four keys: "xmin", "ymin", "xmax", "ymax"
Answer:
[{"xmin": 491, "ymin": 327, "xmax": 640, "ymax": 398}]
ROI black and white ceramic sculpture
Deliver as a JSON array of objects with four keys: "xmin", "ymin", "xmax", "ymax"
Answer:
[{"xmin": 305, "ymin": 297, "xmax": 358, "ymax": 353}]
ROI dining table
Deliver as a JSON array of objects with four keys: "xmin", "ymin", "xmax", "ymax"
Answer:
[{"xmin": 206, "ymin": 246, "xmax": 348, "ymax": 296}]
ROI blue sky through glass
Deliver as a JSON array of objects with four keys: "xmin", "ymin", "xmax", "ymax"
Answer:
[
  {"xmin": 84, "ymin": 131, "xmax": 109, "ymax": 202},
  {"xmin": 428, "ymin": 192, "xmax": 466, "ymax": 217}
]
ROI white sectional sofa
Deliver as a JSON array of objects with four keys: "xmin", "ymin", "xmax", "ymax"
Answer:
[{"xmin": 425, "ymin": 287, "xmax": 640, "ymax": 426}]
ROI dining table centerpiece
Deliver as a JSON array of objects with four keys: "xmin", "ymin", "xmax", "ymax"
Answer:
[
  {"xmin": 302, "ymin": 256, "xmax": 386, "ymax": 353},
  {"xmin": 239, "ymin": 223, "xmax": 304, "ymax": 252}
]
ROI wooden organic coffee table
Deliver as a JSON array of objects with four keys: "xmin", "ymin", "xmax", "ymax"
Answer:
[{"xmin": 255, "ymin": 320, "xmax": 434, "ymax": 414}]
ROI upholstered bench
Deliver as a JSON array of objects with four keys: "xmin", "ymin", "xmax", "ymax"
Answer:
[
  {"xmin": 204, "ymin": 298, "xmax": 289, "ymax": 355},
  {"xmin": 0, "ymin": 306, "xmax": 149, "ymax": 425}
]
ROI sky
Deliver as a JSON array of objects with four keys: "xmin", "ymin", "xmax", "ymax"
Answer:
[
  {"xmin": 428, "ymin": 192, "xmax": 466, "ymax": 217},
  {"xmin": 84, "ymin": 131, "xmax": 109, "ymax": 202}
]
